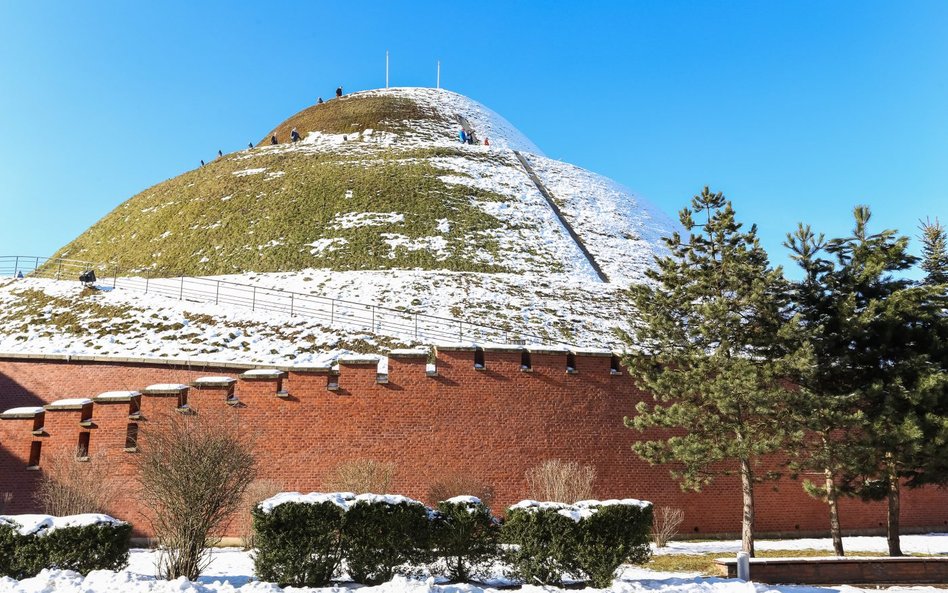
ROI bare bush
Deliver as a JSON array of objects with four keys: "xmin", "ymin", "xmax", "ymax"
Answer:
[
  {"xmin": 427, "ymin": 471, "xmax": 495, "ymax": 508},
  {"xmin": 135, "ymin": 411, "xmax": 257, "ymax": 580},
  {"xmin": 0, "ymin": 492, "xmax": 11, "ymax": 514},
  {"xmin": 237, "ymin": 479, "xmax": 283, "ymax": 549},
  {"xmin": 35, "ymin": 448, "xmax": 117, "ymax": 516},
  {"xmin": 652, "ymin": 506, "xmax": 684, "ymax": 547},
  {"xmin": 323, "ymin": 459, "xmax": 396, "ymax": 494},
  {"xmin": 525, "ymin": 459, "xmax": 596, "ymax": 503}
]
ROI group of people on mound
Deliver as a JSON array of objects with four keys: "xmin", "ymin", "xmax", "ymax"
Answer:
[
  {"xmin": 459, "ymin": 129, "xmax": 489, "ymax": 146},
  {"xmin": 267, "ymin": 86, "xmax": 345, "ymax": 147}
]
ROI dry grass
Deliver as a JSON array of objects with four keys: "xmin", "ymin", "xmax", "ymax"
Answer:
[
  {"xmin": 262, "ymin": 95, "xmax": 440, "ymax": 142},
  {"xmin": 524, "ymin": 459, "xmax": 596, "ymax": 503},
  {"xmin": 323, "ymin": 459, "xmax": 397, "ymax": 494},
  {"xmin": 47, "ymin": 148, "xmax": 511, "ymax": 277},
  {"xmin": 648, "ymin": 549, "xmax": 892, "ymax": 576},
  {"xmin": 35, "ymin": 448, "xmax": 118, "ymax": 516},
  {"xmin": 236, "ymin": 479, "xmax": 283, "ymax": 550}
]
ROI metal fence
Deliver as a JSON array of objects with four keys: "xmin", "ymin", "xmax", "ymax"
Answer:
[{"xmin": 0, "ymin": 255, "xmax": 578, "ymax": 348}]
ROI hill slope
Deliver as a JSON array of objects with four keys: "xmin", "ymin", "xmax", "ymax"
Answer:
[
  {"xmin": 4, "ymin": 88, "xmax": 682, "ymax": 360},
  {"xmin": 48, "ymin": 88, "xmax": 675, "ymax": 285}
]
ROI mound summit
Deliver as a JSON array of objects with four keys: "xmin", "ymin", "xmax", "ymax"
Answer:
[
  {"xmin": 50, "ymin": 88, "xmax": 676, "ymax": 284},
  {"xmin": 0, "ymin": 88, "xmax": 680, "ymax": 362}
]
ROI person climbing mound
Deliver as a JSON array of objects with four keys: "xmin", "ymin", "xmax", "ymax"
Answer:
[
  {"xmin": 270, "ymin": 134, "xmax": 278, "ymax": 145},
  {"xmin": 336, "ymin": 86, "xmax": 343, "ymax": 98},
  {"xmin": 459, "ymin": 129, "xmax": 466, "ymax": 144},
  {"xmin": 291, "ymin": 127, "xmax": 300, "ymax": 142},
  {"xmin": 317, "ymin": 97, "xmax": 324, "ymax": 104}
]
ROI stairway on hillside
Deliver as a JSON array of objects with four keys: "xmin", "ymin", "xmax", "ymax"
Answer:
[{"xmin": 512, "ymin": 151, "xmax": 610, "ymax": 283}]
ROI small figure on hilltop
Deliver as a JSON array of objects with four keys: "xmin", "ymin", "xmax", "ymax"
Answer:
[
  {"xmin": 270, "ymin": 134, "xmax": 278, "ymax": 145},
  {"xmin": 217, "ymin": 149, "xmax": 223, "ymax": 158},
  {"xmin": 200, "ymin": 159, "xmax": 205, "ymax": 167},
  {"xmin": 317, "ymin": 97, "xmax": 324, "ymax": 104},
  {"xmin": 484, "ymin": 137, "xmax": 490, "ymax": 146},
  {"xmin": 248, "ymin": 142, "xmax": 254, "ymax": 149},
  {"xmin": 336, "ymin": 86, "xmax": 343, "ymax": 98},
  {"xmin": 459, "ymin": 129, "xmax": 466, "ymax": 144},
  {"xmin": 291, "ymin": 127, "xmax": 301, "ymax": 143}
]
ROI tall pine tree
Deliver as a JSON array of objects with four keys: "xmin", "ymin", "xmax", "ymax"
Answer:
[
  {"xmin": 791, "ymin": 207, "xmax": 948, "ymax": 556},
  {"xmin": 622, "ymin": 187, "xmax": 799, "ymax": 556}
]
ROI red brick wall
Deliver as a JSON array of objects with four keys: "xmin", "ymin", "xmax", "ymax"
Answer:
[{"xmin": 1, "ymin": 352, "xmax": 946, "ymax": 538}]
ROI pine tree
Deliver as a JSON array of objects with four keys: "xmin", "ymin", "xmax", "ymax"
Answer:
[
  {"xmin": 795, "ymin": 207, "xmax": 948, "ymax": 556},
  {"xmin": 784, "ymin": 223, "xmax": 874, "ymax": 556},
  {"xmin": 621, "ymin": 187, "xmax": 800, "ymax": 556},
  {"xmin": 919, "ymin": 218, "xmax": 948, "ymax": 285}
]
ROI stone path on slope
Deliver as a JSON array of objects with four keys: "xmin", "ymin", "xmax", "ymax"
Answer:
[{"xmin": 512, "ymin": 150, "xmax": 610, "ymax": 283}]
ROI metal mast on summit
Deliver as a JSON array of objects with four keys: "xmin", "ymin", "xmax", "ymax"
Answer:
[{"xmin": 386, "ymin": 50, "xmax": 390, "ymax": 88}]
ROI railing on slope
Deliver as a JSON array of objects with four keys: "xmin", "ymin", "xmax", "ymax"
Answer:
[
  {"xmin": 512, "ymin": 150, "xmax": 610, "ymax": 283},
  {"xmin": 0, "ymin": 255, "xmax": 579, "ymax": 348}
]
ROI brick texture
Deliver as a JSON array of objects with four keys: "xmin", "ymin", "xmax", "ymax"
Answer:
[{"xmin": 1, "ymin": 351, "xmax": 946, "ymax": 538}]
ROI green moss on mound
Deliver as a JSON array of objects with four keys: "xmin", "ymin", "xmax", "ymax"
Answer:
[
  {"xmin": 49, "ymin": 147, "xmax": 510, "ymax": 277},
  {"xmin": 261, "ymin": 95, "xmax": 442, "ymax": 145}
]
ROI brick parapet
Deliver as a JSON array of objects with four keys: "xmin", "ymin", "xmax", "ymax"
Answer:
[{"xmin": 0, "ymin": 351, "xmax": 945, "ymax": 537}]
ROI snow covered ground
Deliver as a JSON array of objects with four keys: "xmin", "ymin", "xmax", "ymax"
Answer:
[{"xmin": 1, "ymin": 534, "xmax": 946, "ymax": 593}]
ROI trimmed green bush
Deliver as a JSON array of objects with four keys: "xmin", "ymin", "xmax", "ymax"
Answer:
[
  {"xmin": 574, "ymin": 501, "xmax": 652, "ymax": 587},
  {"xmin": 431, "ymin": 496, "xmax": 499, "ymax": 582},
  {"xmin": 0, "ymin": 515, "xmax": 130, "ymax": 578},
  {"xmin": 503, "ymin": 499, "xmax": 653, "ymax": 587},
  {"xmin": 252, "ymin": 496, "xmax": 347, "ymax": 587},
  {"xmin": 342, "ymin": 495, "xmax": 431, "ymax": 585},
  {"xmin": 0, "ymin": 521, "xmax": 18, "ymax": 577},
  {"xmin": 502, "ymin": 502, "xmax": 581, "ymax": 586}
]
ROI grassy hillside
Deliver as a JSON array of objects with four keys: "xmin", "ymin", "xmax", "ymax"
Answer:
[
  {"xmin": 261, "ymin": 94, "xmax": 443, "ymax": 144},
  {"xmin": 49, "ymin": 146, "xmax": 517, "ymax": 277}
]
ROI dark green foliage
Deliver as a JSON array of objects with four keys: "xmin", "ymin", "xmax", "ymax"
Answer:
[
  {"xmin": 252, "ymin": 501, "xmax": 345, "ymax": 587},
  {"xmin": 431, "ymin": 498, "xmax": 499, "ymax": 582},
  {"xmin": 919, "ymin": 218, "xmax": 948, "ymax": 285},
  {"xmin": 0, "ymin": 522, "xmax": 18, "ymax": 577},
  {"xmin": 342, "ymin": 498, "xmax": 431, "ymax": 585},
  {"xmin": 786, "ymin": 207, "xmax": 948, "ymax": 556},
  {"xmin": 502, "ymin": 505, "xmax": 580, "ymax": 586},
  {"xmin": 0, "ymin": 520, "xmax": 130, "ymax": 578},
  {"xmin": 574, "ymin": 503, "xmax": 653, "ymax": 588},
  {"xmin": 621, "ymin": 187, "xmax": 801, "ymax": 555}
]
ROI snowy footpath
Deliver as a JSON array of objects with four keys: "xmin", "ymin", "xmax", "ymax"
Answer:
[{"xmin": 1, "ymin": 534, "xmax": 946, "ymax": 593}]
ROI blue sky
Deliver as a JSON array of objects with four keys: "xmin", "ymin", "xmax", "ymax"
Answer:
[{"xmin": 1, "ymin": 1, "xmax": 946, "ymax": 275}]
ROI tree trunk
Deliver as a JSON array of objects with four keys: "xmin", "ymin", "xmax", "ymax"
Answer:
[
  {"xmin": 740, "ymin": 457, "xmax": 756, "ymax": 557},
  {"xmin": 824, "ymin": 468, "xmax": 844, "ymax": 556},
  {"xmin": 886, "ymin": 459, "xmax": 903, "ymax": 556}
]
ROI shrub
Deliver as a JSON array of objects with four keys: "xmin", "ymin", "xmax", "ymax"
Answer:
[
  {"xmin": 35, "ymin": 449, "xmax": 117, "ymax": 516},
  {"xmin": 324, "ymin": 459, "xmax": 396, "ymax": 494},
  {"xmin": 574, "ymin": 501, "xmax": 653, "ymax": 587},
  {"xmin": 431, "ymin": 496, "xmax": 499, "ymax": 582},
  {"xmin": 342, "ymin": 495, "xmax": 430, "ymax": 585},
  {"xmin": 427, "ymin": 473, "xmax": 495, "ymax": 509},
  {"xmin": 135, "ymin": 411, "xmax": 257, "ymax": 580},
  {"xmin": 0, "ymin": 521, "xmax": 17, "ymax": 577},
  {"xmin": 0, "ymin": 515, "xmax": 130, "ymax": 578},
  {"xmin": 252, "ymin": 494, "xmax": 347, "ymax": 587},
  {"xmin": 525, "ymin": 459, "xmax": 595, "ymax": 503},
  {"xmin": 503, "ymin": 499, "xmax": 653, "ymax": 587},
  {"xmin": 238, "ymin": 479, "xmax": 283, "ymax": 549},
  {"xmin": 502, "ymin": 502, "xmax": 580, "ymax": 586},
  {"xmin": 652, "ymin": 506, "xmax": 684, "ymax": 547}
]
